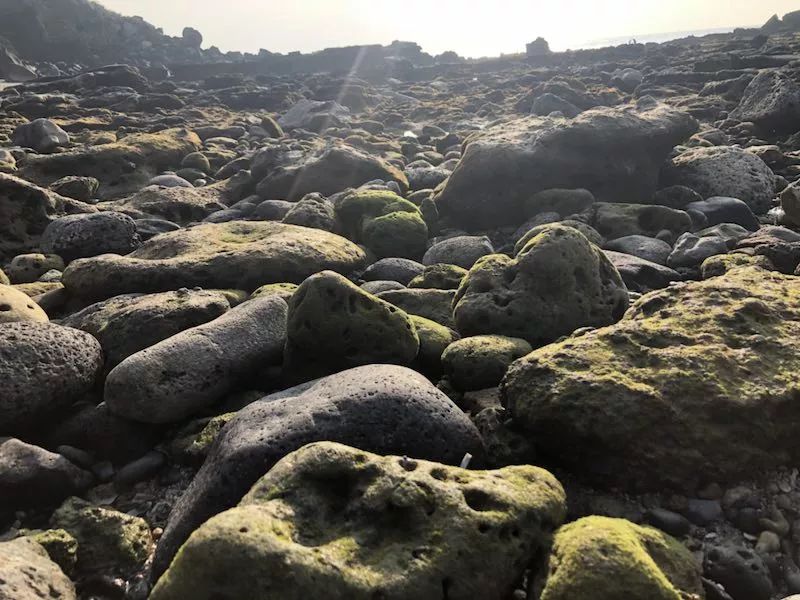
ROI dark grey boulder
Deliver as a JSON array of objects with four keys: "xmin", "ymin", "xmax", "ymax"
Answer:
[
  {"xmin": 685, "ymin": 197, "xmax": 760, "ymax": 231},
  {"xmin": 0, "ymin": 322, "xmax": 103, "ymax": 436},
  {"xmin": 423, "ymin": 235, "xmax": 494, "ymax": 269},
  {"xmin": 40, "ymin": 212, "xmax": 141, "ymax": 263},
  {"xmin": 361, "ymin": 257, "xmax": 425, "ymax": 285},
  {"xmin": 105, "ymin": 296, "xmax": 287, "ymax": 424},
  {"xmin": 151, "ymin": 364, "xmax": 485, "ymax": 579}
]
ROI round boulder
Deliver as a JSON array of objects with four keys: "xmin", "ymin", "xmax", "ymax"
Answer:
[{"xmin": 41, "ymin": 212, "xmax": 141, "ymax": 263}]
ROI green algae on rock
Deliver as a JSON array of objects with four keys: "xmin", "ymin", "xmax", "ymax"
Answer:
[
  {"xmin": 409, "ymin": 263, "xmax": 468, "ymax": 290},
  {"xmin": 62, "ymin": 221, "xmax": 367, "ymax": 301},
  {"xmin": 503, "ymin": 266, "xmax": 800, "ymax": 490},
  {"xmin": 442, "ymin": 335, "xmax": 532, "ymax": 391},
  {"xmin": 454, "ymin": 225, "xmax": 629, "ymax": 346},
  {"xmin": 151, "ymin": 441, "xmax": 566, "ymax": 600},
  {"xmin": 285, "ymin": 270, "xmax": 420, "ymax": 380},
  {"xmin": 536, "ymin": 516, "xmax": 703, "ymax": 600},
  {"xmin": 50, "ymin": 497, "xmax": 152, "ymax": 577}
]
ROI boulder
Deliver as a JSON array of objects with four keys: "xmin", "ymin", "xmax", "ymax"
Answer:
[
  {"xmin": 423, "ymin": 235, "xmax": 494, "ymax": 269},
  {"xmin": 684, "ymin": 197, "xmax": 760, "ymax": 231},
  {"xmin": 523, "ymin": 188, "xmax": 595, "ymax": 219},
  {"xmin": 603, "ymin": 235, "xmax": 672, "ymax": 265},
  {"xmin": 106, "ymin": 296, "xmax": 287, "ymax": 424},
  {"xmin": 0, "ymin": 439, "xmax": 92, "ymax": 514},
  {"xmin": 0, "ymin": 284, "xmax": 49, "ymax": 323},
  {"xmin": 536, "ymin": 516, "xmax": 703, "ymax": 600},
  {"xmin": 0, "ymin": 172, "xmax": 66, "ymax": 260},
  {"xmin": 578, "ymin": 202, "xmax": 692, "ymax": 241},
  {"xmin": 105, "ymin": 184, "xmax": 228, "ymax": 224},
  {"xmin": 377, "ymin": 288, "xmax": 457, "ymax": 328},
  {"xmin": 661, "ymin": 146, "xmax": 776, "ymax": 213},
  {"xmin": 20, "ymin": 128, "xmax": 202, "ymax": 199},
  {"xmin": 62, "ymin": 221, "xmax": 367, "ymax": 301},
  {"xmin": 361, "ymin": 257, "xmax": 425, "ymax": 285},
  {"xmin": 152, "ymin": 365, "xmax": 485, "ymax": 577},
  {"xmin": 503, "ymin": 266, "xmax": 800, "ymax": 490},
  {"xmin": 3, "ymin": 253, "xmax": 64, "ymax": 284},
  {"xmin": 731, "ymin": 70, "xmax": 800, "ymax": 132},
  {"xmin": 50, "ymin": 176, "xmax": 100, "ymax": 202},
  {"xmin": 0, "ymin": 537, "xmax": 76, "ymax": 600},
  {"xmin": 61, "ymin": 289, "xmax": 231, "ymax": 370},
  {"xmin": 409, "ymin": 263, "xmax": 468, "ymax": 290},
  {"xmin": 435, "ymin": 100, "xmax": 697, "ymax": 229},
  {"xmin": 284, "ymin": 271, "xmax": 419, "ymax": 380},
  {"xmin": 454, "ymin": 225, "xmax": 629, "ymax": 346},
  {"xmin": 40, "ymin": 212, "xmax": 141, "ymax": 262},
  {"xmin": 667, "ymin": 232, "xmax": 730, "ymax": 268},
  {"xmin": 257, "ymin": 144, "xmax": 408, "ymax": 200},
  {"xmin": 151, "ymin": 442, "xmax": 566, "ymax": 600},
  {"xmin": 0, "ymin": 322, "xmax": 103, "ymax": 435},
  {"xmin": 442, "ymin": 335, "xmax": 532, "ymax": 391},
  {"xmin": 50, "ymin": 497, "xmax": 152, "ymax": 577},
  {"xmin": 12, "ymin": 118, "xmax": 69, "ymax": 153}
]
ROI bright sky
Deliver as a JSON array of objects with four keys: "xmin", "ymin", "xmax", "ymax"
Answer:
[{"xmin": 97, "ymin": 1, "xmax": 799, "ymax": 58}]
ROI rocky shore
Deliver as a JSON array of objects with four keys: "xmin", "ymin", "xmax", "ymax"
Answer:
[{"xmin": 5, "ymin": 3, "xmax": 800, "ymax": 600}]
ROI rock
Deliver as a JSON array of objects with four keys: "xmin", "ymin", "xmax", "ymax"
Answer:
[
  {"xmin": 20, "ymin": 128, "xmax": 202, "ymax": 199},
  {"xmin": 503, "ymin": 266, "xmax": 800, "ymax": 490},
  {"xmin": 514, "ymin": 220, "xmax": 604, "ymax": 254},
  {"xmin": 0, "ymin": 439, "xmax": 92, "ymax": 514},
  {"xmin": 152, "ymin": 365, "xmax": 485, "ymax": 577},
  {"xmin": 106, "ymin": 184, "xmax": 229, "ymax": 224},
  {"xmin": 454, "ymin": 225, "xmax": 629, "ymax": 346},
  {"xmin": 0, "ymin": 268, "xmax": 8, "ymax": 285},
  {"xmin": 336, "ymin": 189, "xmax": 427, "ymax": 259},
  {"xmin": 704, "ymin": 545, "xmax": 772, "ymax": 600},
  {"xmin": 423, "ymin": 235, "xmax": 494, "ymax": 269},
  {"xmin": 282, "ymin": 193, "xmax": 338, "ymax": 232},
  {"xmin": 12, "ymin": 118, "xmax": 69, "ymax": 153},
  {"xmin": 537, "ymin": 516, "xmax": 704, "ymax": 600},
  {"xmin": 362, "ymin": 257, "xmax": 425, "ymax": 285},
  {"xmin": 780, "ymin": 181, "xmax": 800, "ymax": 227},
  {"xmin": 257, "ymin": 144, "xmax": 408, "ymax": 200},
  {"xmin": 653, "ymin": 185, "xmax": 704, "ymax": 209},
  {"xmin": 604, "ymin": 250, "xmax": 681, "ymax": 292},
  {"xmin": 182, "ymin": 26, "xmax": 203, "ymax": 48},
  {"xmin": 151, "ymin": 441, "xmax": 566, "ymax": 600},
  {"xmin": 50, "ymin": 176, "xmax": 100, "ymax": 202},
  {"xmin": 523, "ymin": 188, "xmax": 595, "ymax": 219},
  {"xmin": 0, "ymin": 537, "xmax": 76, "ymax": 600},
  {"xmin": 435, "ymin": 100, "xmax": 697, "ymax": 229},
  {"xmin": 149, "ymin": 173, "xmax": 193, "ymax": 188},
  {"xmin": 685, "ymin": 197, "xmax": 760, "ymax": 231},
  {"xmin": 25, "ymin": 529, "xmax": 78, "ymax": 576},
  {"xmin": 40, "ymin": 212, "xmax": 141, "ymax": 262},
  {"xmin": 409, "ymin": 264, "xmax": 467, "ymax": 290},
  {"xmin": 442, "ymin": 335, "xmax": 532, "ymax": 391},
  {"xmin": 0, "ymin": 45, "xmax": 37, "ymax": 82},
  {"xmin": 410, "ymin": 314, "xmax": 459, "ymax": 374},
  {"xmin": 0, "ymin": 172, "xmax": 67, "ymax": 260},
  {"xmin": 278, "ymin": 99, "xmax": 350, "ymax": 130},
  {"xmin": 527, "ymin": 37, "xmax": 552, "ymax": 56},
  {"xmin": 4, "ymin": 253, "xmax": 64, "ymax": 284},
  {"xmin": 661, "ymin": 146, "xmax": 776, "ymax": 213},
  {"xmin": 578, "ymin": 202, "xmax": 692, "ymax": 241},
  {"xmin": 701, "ymin": 253, "xmax": 773, "ymax": 278},
  {"xmin": 0, "ymin": 322, "xmax": 103, "ymax": 435},
  {"xmin": 106, "ymin": 296, "xmax": 287, "ymax": 424},
  {"xmin": 62, "ymin": 221, "xmax": 367, "ymax": 301},
  {"xmin": 51, "ymin": 497, "xmax": 152, "ymax": 577},
  {"xmin": 644, "ymin": 508, "xmax": 691, "ymax": 537},
  {"xmin": 0, "ymin": 283, "xmax": 49, "ymax": 323},
  {"xmin": 376, "ymin": 288, "xmax": 456, "ymax": 328},
  {"xmin": 667, "ymin": 232, "xmax": 730, "ymax": 268},
  {"xmin": 604, "ymin": 235, "xmax": 672, "ymax": 265},
  {"xmin": 533, "ymin": 93, "xmax": 581, "ymax": 117},
  {"xmin": 731, "ymin": 70, "xmax": 800, "ymax": 132},
  {"xmin": 684, "ymin": 498, "xmax": 723, "ymax": 525},
  {"xmin": 61, "ymin": 289, "xmax": 231, "ymax": 370},
  {"xmin": 284, "ymin": 271, "xmax": 419, "ymax": 380}
]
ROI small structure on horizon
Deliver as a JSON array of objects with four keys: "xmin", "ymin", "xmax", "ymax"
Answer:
[{"xmin": 526, "ymin": 37, "xmax": 552, "ymax": 57}]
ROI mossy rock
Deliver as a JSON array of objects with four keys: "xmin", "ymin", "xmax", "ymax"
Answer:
[
  {"xmin": 62, "ymin": 221, "xmax": 367, "ymax": 302},
  {"xmin": 24, "ymin": 529, "xmax": 78, "ymax": 576},
  {"xmin": 377, "ymin": 288, "xmax": 457, "ymax": 328},
  {"xmin": 250, "ymin": 282, "xmax": 298, "ymax": 302},
  {"xmin": 503, "ymin": 266, "xmax": 800, "ymax": 490},
  {"xmin": 454, "ymin": 225, "xmax": 629, "ymax": 346},
  {"xmin": 50, "ymin": 497, "xmax": 153, "ymax": 577},
  {"xmin": 337, "ymin": 189, "xmax": 427, "ymax": 259},
  {"xmin": 170, "ymin": 412, "xmax": 237, "ymax": 466},
  {"xmin": 151, "ymin": 441, "xmax": 566, "ymax": 600},
  {"xmin": 577, "ymin": 202, "xmax": 692, "ymax": 241},
  {"xmin": 700, "ymin": 253, "xmax": 773, "ymax": 279},
  {"xmin": 410, "ymin": 314, "xmax": 460, "ymax": 375},
  {"xmin": 362, "ymin": 211, "xmax": 428, "ymax": 259},
  {"xmin": 0, "ymin": 267, "xmax": 8, "ymax": 285},
  {"xmin": 5, "ymin": 252, "xmax": 64, "ymax": 284},
  {"xmin": 514, "ymin": 220, "xmax": 603, "ymax": 255},
  {"xmin": 409, "ymin": 263, "xmax": 468, "ymax": 290},
  {"xmin": 442, "ymin": 335, "xmax": 532, "ymax": 391},
  {"xmin": 285, "ymin": 271, "xmax": 420, "ymax": 380},
  {"xmin": 537, "ymin": 516, "xmax": 703, "ymax": 600}
]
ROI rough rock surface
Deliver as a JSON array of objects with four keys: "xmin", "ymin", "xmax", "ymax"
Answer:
[
  {"xmin": 435, "ymin": 100, "xmax": 697, "ymax": 229},
  {"xmin": 503, "ymin": 267, "xmax": 800, "ymax": 490},
  {"xmin": 152, "ymin": 365, "xmax": 485, "ymax": 577},
  {"xmin": 0, "ymin": 172, "xmax": 67, "ymax": 260},
  {"xmin": 151, "ymin": 442, "xmax": 566, "ymax": 600},
  {"xmin": 454, "ymin": 225, "xmax": 629, "ymax": 346},
  {"xmin": 0, "ymin": 537, "xmax": 76, "ymax": 600},
  {"xmin": 62, "ymin": 221, "xmax": 367, "ymax": 300}
]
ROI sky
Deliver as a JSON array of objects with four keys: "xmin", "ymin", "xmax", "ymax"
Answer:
[{"xmin": 97, "ymin": 1, "xmax": 800, "ymax": 58}]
